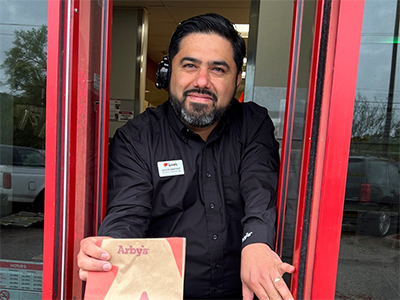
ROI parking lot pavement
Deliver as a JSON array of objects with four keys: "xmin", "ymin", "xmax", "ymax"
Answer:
[
  {"xmin": 0, "ymin": 223, "xmax": 43, "ymax": 262},
  {"xmin": 335, "ymin": 233, "xmax": 400, "ymax": 300}
]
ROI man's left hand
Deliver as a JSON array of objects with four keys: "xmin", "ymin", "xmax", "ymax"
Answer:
[{"xmin": 241, "ymin": 243, "xmax": 295, "ymax": 300}]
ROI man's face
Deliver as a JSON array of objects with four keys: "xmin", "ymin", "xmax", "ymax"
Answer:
[{"xmin": 169, "ymin": 33, "xmax": 242, "ymax": 128}]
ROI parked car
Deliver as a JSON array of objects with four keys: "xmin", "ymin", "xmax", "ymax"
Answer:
[
  {"xmin": 0, "ymin": 144, "xmax": 45, "ymax": 213},
  {"xmin": 343, "ymin": 156, "xmax": 400, "ymax": 236}
]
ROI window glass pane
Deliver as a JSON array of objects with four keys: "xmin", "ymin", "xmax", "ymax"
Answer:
[
  {"xmin": 336, "ymin": 0, "xmax": 400, "ymax": 298},
  {"xmin": 0, "ymin": 0, "xmax": 47, "ymax": 298},
  {"xmin": 250, "ymin": 0, "xmax": 316, "ymax": 287}
]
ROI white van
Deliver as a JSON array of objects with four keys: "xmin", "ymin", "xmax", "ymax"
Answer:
[{"xmin": 0, "ymin": 144, "xmax": 45, "ymax": 213}]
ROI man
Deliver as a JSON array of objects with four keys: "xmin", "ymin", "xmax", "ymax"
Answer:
[{"xmin": 78, "ymin": 13, "xmax": 295, "ymax": 300}]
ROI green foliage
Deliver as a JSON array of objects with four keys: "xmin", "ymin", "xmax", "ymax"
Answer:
[
  {"xmin": 0, "ymin": 26, "xmax": 47, "ymax": 149},
  {"xmin": 0, "ymin": 25, "xmax": 47, "ymax": 106}
]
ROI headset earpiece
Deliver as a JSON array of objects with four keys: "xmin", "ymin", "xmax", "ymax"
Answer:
[{"xmin": 155, "ymin": 55, "xmax": 170, "ymax": 90}]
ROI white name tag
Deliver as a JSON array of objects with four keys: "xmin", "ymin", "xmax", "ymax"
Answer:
[{"xmin": 157, "ymin": 160, "xmax": 185, "ymax": 177}]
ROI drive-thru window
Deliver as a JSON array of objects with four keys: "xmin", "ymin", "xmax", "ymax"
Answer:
[{"xmin": 0, "ymin": 1, "xmax": 398, "ymax": 299}]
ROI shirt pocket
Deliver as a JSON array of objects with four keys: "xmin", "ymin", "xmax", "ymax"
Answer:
[{"xmin": 222, "ymin": 174, "xmax": 244, "ymax": 221}]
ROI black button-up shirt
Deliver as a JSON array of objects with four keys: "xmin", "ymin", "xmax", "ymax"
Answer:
[{"xmin": 98, "ymin": 98, "xmax": 280, "ymax": 299}]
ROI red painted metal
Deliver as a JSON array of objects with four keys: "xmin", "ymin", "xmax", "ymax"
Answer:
[
  {"xmin": 43, "ymin": 1, "xmax": 363, "ymax": 299},
  {"xmin": 43, "ymin": 0, "xmax": 65, "ymax": 298},
  {"xmin": 290, "ymin": 0, "xmax": 326, "ymax": 297},
  {"xmin": 69, "ymin": 0, "xmax": 105, "ymax": 298},
  {"xmin": 275, "ymin": 0, "xmax": 304, "ymax": 256},
  {"xmin": 95, "ymin": 0, "xmax": 113, "ymax": 232},
  {"xmin": 44, "ymin": 1, "xmax": 112, "ymax": 298},
  {"xmin": 65, "ymin": 0, "xmax": 81, "ymax": 298},
  {"xmin": 311, "ymin": 0, "xmax": 365, "ymax": 298},
  {"xmin": 290, "ymin": 1, "xmax": 365, "ymax": 298}
]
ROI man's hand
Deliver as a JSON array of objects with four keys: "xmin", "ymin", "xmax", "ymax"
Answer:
[
  {"xmin": 241, "ymin": 243, "xmax": 295, "ymax": 300},
  {"xmin": 77, "ymin": 236, "xmax": 113, "ymax": 281}
]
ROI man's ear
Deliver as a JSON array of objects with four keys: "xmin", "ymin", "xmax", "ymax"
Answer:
[{"xmin": 236, "ymin": 72, "xmax": 242, "ymax": 88}]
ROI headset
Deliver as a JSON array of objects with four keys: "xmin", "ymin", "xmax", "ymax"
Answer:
[{"xmin": 155, "ymin": 55, "xmax": 170, "ymax": 90}]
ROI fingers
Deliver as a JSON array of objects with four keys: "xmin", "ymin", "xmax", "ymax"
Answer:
[
  {"xmin": 251, "ymin": 278, "xmax": 280, "ymax": 300},
  {"xmin": 242, "ymin": 282, "xmax": 254, "ymax": 300},
  {"xmin": 79, "ymin": 268, "xmax": 89, "ymax": 281},
  {"xmin": 278, "ymin": 263, "xmax": 295, "ymax": 275},
  {"xmin": 250, "ymin": 277, "xmax": 293, "ymax": 300},
  {"xmin": 77, "ymin": 236, "xmax": 113, "ymax": 281},
  {"xmin": 240, "ymin": 243, "xmax": 295, "ymax": 300},
  {"xmin": 271, "ymin": 277, "xmax": 294, "ymax": 300}
]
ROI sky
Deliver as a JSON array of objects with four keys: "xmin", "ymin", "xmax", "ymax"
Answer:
[
  {"xmin": 356, "ymin": 0, "xmax": 400, "ymax": 113},
  {"xmin": 0, "ymin": 0, "xmax": 48, "ymax": 93}
]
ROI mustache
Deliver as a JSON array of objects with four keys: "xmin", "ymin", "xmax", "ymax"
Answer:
[{"xmin": 183, "ymin": 88, "xmax": 217, "ymax": 102}]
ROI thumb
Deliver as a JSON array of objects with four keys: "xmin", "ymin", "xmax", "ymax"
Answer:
[
  {"xmin": 242, "ymin": 282, "xmax": 254, "ymax": 300},
  {"xmin": 279, "ymin": 262, "xmax": 295, "ymax": 274}
]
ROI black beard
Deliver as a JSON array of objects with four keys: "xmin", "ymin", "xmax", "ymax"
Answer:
[{"xmin": 169, "ymin": 88, "xmax": 229, "ymax": 128}]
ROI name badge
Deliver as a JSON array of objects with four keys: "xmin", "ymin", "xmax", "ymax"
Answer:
[{"xmin": 157, "ymin": 160, "xmax": 185, "ymax": 177}]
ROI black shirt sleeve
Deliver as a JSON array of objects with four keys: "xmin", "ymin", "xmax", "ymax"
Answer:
[
  {"xmin": 98, "ymin": 126, "xmax": 152, "ymax": 238},
  {"xmin": 239, "ymin": 106, "xmax": 280, "ymax": 250}
]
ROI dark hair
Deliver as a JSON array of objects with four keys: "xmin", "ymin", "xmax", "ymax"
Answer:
[{"xmin": 168, "ymin": 13, "xmax": 246, "ymax": 76}]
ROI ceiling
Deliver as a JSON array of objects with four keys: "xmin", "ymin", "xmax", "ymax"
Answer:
[{"xmin": 113, "ymin": 0, "xmax": 252, "ymax": 106}]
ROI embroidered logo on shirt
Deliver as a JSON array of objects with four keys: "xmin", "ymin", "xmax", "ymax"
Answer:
[
  {"xmin": 157, "ymin": 160, "xmax": 185, "ymax": 177},
  {"xmin": 242, "ymin": 231, "xmax": 253, "ymax": 243}
]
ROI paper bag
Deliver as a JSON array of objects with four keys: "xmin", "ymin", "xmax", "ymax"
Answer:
[{"xmin": 84, "ymin": 237, "xmax": 186, "ymax": 300}]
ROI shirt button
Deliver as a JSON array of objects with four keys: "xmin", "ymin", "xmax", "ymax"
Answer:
[
  {"xmin": 215, "ymin": 263, "xmax": 220, "ymax": 268},
  {"xmin": 213, "ymin": 287, "xmax": 218, "ymax": 292},
  {"xmin": 206, "ymin": 172, "xmax": 212, "ymax": 178},
  {"xmin": 210, "ymin": 203, "xmax": 215, "ymax": 209},
  {"xmin": 212, "ymin": 234, "xmax": 218, "ymax": 240}
]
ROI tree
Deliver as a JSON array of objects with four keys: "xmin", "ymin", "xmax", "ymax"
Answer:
[
  {"xmin": 0, "ymin": 25, "xmax": 47, "ymax": 149},
  {"xmin": 351, "ymin": 93, "xmax": 387, "ymax": 139},
  {"xmin": 0, "ymin": 25, "xmax": 47, "ymax": 106},
  {"xmin": 351, "ymin": 93, "xmax": 400, "ymax": 160}
]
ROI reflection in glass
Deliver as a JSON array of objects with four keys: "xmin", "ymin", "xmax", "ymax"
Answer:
[
  {"xmin": 248, "ymin": 0, "xmax": 317, "ymax": 288},
  {"xmin": 0, "ymin": 1, "xmax": 47, "ymax": 298},
  {"xmin": 336, "ymin": 0, "xmax": 400, "ymax": 299}
]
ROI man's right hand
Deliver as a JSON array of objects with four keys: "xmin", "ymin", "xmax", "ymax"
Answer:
[{"xmin": 77, "ymin": 236, "xmax": 113, "ymax": 281}]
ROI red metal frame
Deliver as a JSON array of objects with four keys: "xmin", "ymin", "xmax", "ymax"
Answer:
[
  {"xmin": 44, "ymin": 0, "xmax": 112, "ymax": 298},
  {"xmin": 44, "ymin": 0, "xmax": 364, "ymax": 299},
  {"xmin": 43, "ymin": 0, "xmax": 66, "ymax": 298},
  {"xmin": 290, "ymin": 0, "xmax": 326, "ymax": 297},
  {"xmin": 275, "ymin": 0, "xmax": 304, "ymax": 256},
  {"xmin": 290, "ymin": 0, "xmax": 365, "ymax": 298},
  {"xmin": 65, "ymin": 1, "xmax": 80, "ymax": 298},
  {"xmin": 95, "ymin": 0, "xmax": 112, "ymax": 233},
  {"xmin": 70, "ymin": 1, "xmax": 112, "ymax": 298},
  {"xmin": 311, "ymin": 1, "xmax": 365, "ymax": 298},
  {"xmin": 69, "ymin": 1, "xmax": 95, "ymax": 297}
]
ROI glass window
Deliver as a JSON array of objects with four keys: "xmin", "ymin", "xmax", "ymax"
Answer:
[
  {"xmin": 336, "ymin": 0, "xmax": 400, "ymax": 298},
  {"xmin": 388, "ymin": 164, "xmax": 400, "ymax": 188},
  {"xmin": 368, "ymin": 161, "xmax": 388, "ymax": 184},
  {"xmin": 0, "ymin": 0, "xmax": 47, "ymax": 298}
]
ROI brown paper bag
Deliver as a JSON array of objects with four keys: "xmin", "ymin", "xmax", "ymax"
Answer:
[{"xmin": 84, "ymin": 238, "xmax": 186, "ymax": 300}]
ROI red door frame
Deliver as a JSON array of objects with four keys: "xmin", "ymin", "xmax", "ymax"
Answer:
[
  {"xmin": 288, "ymin": 0, "xmax": 365, "ymax": 299},
  {"xmin": 310, "ymin": 1, "xmax": 364, "ymax": 298},
  {"xmin": 43, "ymin": 0, "xmax": 112, "ymax": 298},
  {"xmin": 44, "ymin": 0, "xmax": 364, "ymax": 298},
  {"xmin": 275, "ymin": 0, "xmax": 304, "ymax": 257},
  {"xmin": 43, "ymin": 0, "xmax": 65, "ymax": 298}
]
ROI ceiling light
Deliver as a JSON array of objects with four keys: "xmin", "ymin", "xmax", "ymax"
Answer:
[{"xmin": 234, "ymin": 24, "xmax": 249, "ymax": 38}]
